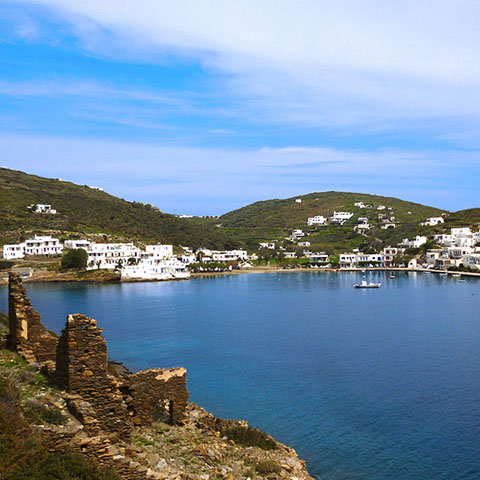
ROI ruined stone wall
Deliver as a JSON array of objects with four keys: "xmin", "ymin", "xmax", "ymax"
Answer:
[
  {"xmin": 7, "ymin": 272, "xmax": 58, "ymax": 363},
  {"xmin": 125, "ymin": 368, "xmax": 188, "ymax": 425},
  {"xmin": 56, "ymin": 314, "xmax": 132, "ymax": 437}
]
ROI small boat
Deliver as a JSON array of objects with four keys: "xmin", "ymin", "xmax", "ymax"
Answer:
[
  {"xmin": 390, "ymin": 274, "xmax": 396, "ymax": 279},
  {"xmin": 439, "ymin": 272, "xmax": 448, "ymax": 277},
  {"xmin": 353, "ymin": 280, "xmax": 381, "ymax": 288},
  {"xmin": 452, "ymin": 273, "xmax": 461, "ymax": 278},
  {"xmin": 457, "ymin": 279, "xmax": 467, "ymax": 283}
]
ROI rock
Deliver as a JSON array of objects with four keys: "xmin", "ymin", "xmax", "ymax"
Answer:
[{"xmin": 155, "ymin": 458, "xmax": 168, "ymax": 470}]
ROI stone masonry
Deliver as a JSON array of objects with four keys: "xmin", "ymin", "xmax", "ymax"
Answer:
[
  {"xmin": 7, "ymin": 272, "xmax": 58, "ymax": 363},
  {"xmin": 56, "ymin": 314, "xmax": 132, "ymax": 437},
  {"xmin": 124, "ymin": 367, "xmax": 189, "ymax": 425},
  {"xmin": 7, "ymin": 273, "xmax": 189, "ymax": 438}
]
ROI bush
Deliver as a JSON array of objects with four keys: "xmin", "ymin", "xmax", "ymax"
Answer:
[
  {"xmin": 23, "ymin": 399, "xmax": 66, "ymax": 426},
  {"xmin": 61, "ymin": 249, "xmax": 87, "ymax": 270},
  {"xmin": 255, "ymin": 460, "xmax": 282, "ymax": 474},
  {"xmin": 221, "ymin": 425, "xmax": 277, "ymax": 450},
  {"xmin": 0, "ymin": 260, "xmax": 14, "ymax": 270}
]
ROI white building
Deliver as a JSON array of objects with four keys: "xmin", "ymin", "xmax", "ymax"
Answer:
[
  {"xmin": 211, "ymin": 250, "xmax": 248, "ymax": 262},
  {"xmin": 298, "ymin": 241, "xmax": 310, "ymax": 247},
  {"xmin": 181, "ymin": 253, "xmax": 197, "ymax": 264},
  {"xmin": 423, "ymin": 216, "xmax": 444, "ymax": 226},
  {"xmin": 25, "ymin": 235, "xmax": 63, "ymax": 256},
  {"xmin": 64, "ymin": 239, "xmax": 91, "ymax": 250},
  {"xmin": 295, "ymin": 198, "xmax": 302, "ymax": 203},
  {"xmin": 402, "ymin": 236, "xmax": 427, "ymax": 249},
  {"xmin": 331, "ymin": 212, "xmax": 353, "ymax": 224},
  {"xmin": 461, "ymin": 254, "xmax": 480, "ymax": 271},
  {"xmin": 259, "ymin": 242, "xmax": 275, "ymax": 249},
  {"xmin": 307, "ymin": 215, "xmax": 327, "ymax": 226},
  {"xmin": 284, "ymin": 252, "xmax": 296, "ymax": 259},
  {"xmin": 308, "ymin": 252, "xmax": 330, "ymax": 263},
  {"xmin": 354, "ymin": 202, "xmax": 366, "ymax": 208},
  {"xmin": 377, "ymin": 205, "xmax": 386, "ymax": 210},
  {"xmin": 381, "ymin": 223, "xmax": 396, "ymax": 229},
  {"xmin": 32, "ymin": 204, "xmax": 57, "ymax": 214},
  {"xmin": 145, "ymin": 244, "xmax": 173, "ymax": 259},
  {"xmin": 291, "ymin": 229, "xmax": 305, "ymax": 239},
  {"xmin": 358, "ymin": 217, "xmax": 368, "ymax": 224},
  {"xmin": 355, "ymin": 223, "xmax": 371, "ymax": 232},
  {"xmin": 121, "ymin": 257, "xmax": 190, "ymax": 280},
  {"xmin": 86, "ymin": 243, "xmax": 142, "ymax": 270},
  {"xmin": 3, "ymin": 243, "xmax": 26, "ymax": 259}
]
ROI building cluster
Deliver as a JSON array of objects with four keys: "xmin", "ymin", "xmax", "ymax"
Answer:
[{"xmin": 3, "ymin": 235, "xmax": 189, "ymax": 280}]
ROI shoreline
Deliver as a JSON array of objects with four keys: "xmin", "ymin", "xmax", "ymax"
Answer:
[{"xmin": 2, "ymin": 265, "xmax": 480, "ymax": 285}]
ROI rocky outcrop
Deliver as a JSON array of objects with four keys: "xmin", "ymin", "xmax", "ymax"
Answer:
[{"xmin": 7, "ymin": 272, "xmax": 58, "ymax": 363}]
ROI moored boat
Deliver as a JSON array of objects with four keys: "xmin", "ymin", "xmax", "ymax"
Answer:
[{"xmin": 353, "ymin": 279, "xmax": 381, "ymax": 288}]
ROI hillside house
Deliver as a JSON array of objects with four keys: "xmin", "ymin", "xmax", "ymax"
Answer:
[
  {"xmin": 331, "ymin": 212, "xmax": 353, "ymax": 225},
  {"xmin": 3, "ymin": 243, "xmax": 26, "ymax": 259},
  {"xmin": 25, "ymin": 235, "xmax": 63, "ymax": 256},
  {"xmin": 307, "ymin": 215, "xmax": 327, "ymax": 226},
  {"xmin": 422, "ymin": 216, "xmax": 444, "ymax": 226},
  {"xmin": 86, "ymin": 243, "xmax": 142, "ymax": 270},
  {"xmin": 31, "ymin": 204, "xmax": 57, "ymax": 214}
]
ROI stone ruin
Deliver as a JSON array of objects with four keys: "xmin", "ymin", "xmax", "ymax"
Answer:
[
  {"xmin": 7, "ymin": 272, "xmax": 58, "ymax": 364},
  {"xmin": 6, "ymin": 272, "xmax": 189, "ymax": 436}
]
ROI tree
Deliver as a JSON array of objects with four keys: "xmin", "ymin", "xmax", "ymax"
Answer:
[{"xmin": 61, "ymin": 249, "xmax": 88, "ymax": 270}]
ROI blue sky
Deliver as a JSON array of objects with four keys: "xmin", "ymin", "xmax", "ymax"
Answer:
[{"xmin": 0, "ymin": 1, "xmax": 479, "ymax": 214}]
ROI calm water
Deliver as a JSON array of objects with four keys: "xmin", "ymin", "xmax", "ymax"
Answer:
[{"xmin": 1, "ymin": 271, "xmax": 479, "ymax": 480}]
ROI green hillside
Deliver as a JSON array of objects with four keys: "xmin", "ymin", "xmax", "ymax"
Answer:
[
  {"xmin": 0, "ymin": 168, "xmax": 236, "ymax": 249},
  {"xmin": 444, "ymin": 208, "xmax": 480, "ymax": 227},
  {"xmin": 216, "ymin": 191, "xmax": 446, "ymax": 251}
]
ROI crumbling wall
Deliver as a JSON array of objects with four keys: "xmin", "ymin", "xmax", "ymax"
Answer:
[
  {"xmin": 7, "ymin": 272, "xmax": 58, "ymax": 363},
  {"xmin": 125, "ymin": 368, "xmax": 188, "ymax": 425},
  {"xmin": 56, "ymin": 314, "xmax": 132, "ymax": 437}
]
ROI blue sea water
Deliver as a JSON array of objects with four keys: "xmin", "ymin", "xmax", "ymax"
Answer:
[{"xmin": 1, "ymin": 271, "xmax": 479, "ymax": 480}]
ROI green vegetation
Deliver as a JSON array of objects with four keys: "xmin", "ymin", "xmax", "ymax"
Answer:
[
  {"xmin": 444, "ymin": 208, "xmax": 480, "ymax": 227},
  {"xmin": 255, "ymin": 459, "xmax": 282, "ymax": 474},
  {"xmin": 23, "ymin": 399, "xmax": 66, "ymax": 426},
  {"xmin": 61, "ymin": 249, "xmax": 88, "ymax": 270},
  {"xmin": 0, "ymin": 375, "xmax": 119, "ymax": 480},
  {"xmin": 0, "ymin": 260, "xmax": 14, "ymax": 270},
  {"xmin": 221, "ymin": 425, "xmax": 277, "ymax": 450},
  {"xmin": 0, "ymin": 167, "xmax": 236, "ymax": 249}
]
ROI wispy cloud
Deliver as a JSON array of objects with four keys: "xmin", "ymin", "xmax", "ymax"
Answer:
[
  {"xmin": 8, "ymin": 0, "xmax": 480, "ymax": 131},
  {"xmin": 0, "ymin": 134, "xmax": 478, "ymax": 214}
]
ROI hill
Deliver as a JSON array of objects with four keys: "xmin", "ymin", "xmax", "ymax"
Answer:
[
  {"xmin": 215, "ymin": 191, "xmax": 446, "ymax": 251},
  {"xmin": 0, "ymin": 168, "xmax": 236, "ymax": 249},
  {"xmin": 444, "ymin": 208, "xmax": 480, "ymax": 227}
]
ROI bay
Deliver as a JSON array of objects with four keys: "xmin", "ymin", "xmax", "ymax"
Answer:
[{"xmin": 1, "ymin": 271, "xmax": 479, "ymax": 480}]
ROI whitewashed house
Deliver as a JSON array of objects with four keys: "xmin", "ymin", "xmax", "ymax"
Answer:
[
  {"xmin": 25, "ymin": 235, "xmax": 63, "ymax": 256},
  {"xmin": 307, "ymin": 215, "xmax": 327, "ymax": 226},
  {"xmin": 331, "ymin": 212, "xmax": 353, "ymax": 225},
  {"xmin": 461, "ymin": 254, "xmax": 480, "ymax": 271},
  {"xmin": 402, "ymin": 236, "xmax": 427, "ymax": 249},
  {"xmin": 121, "ymin": 257, "xmax": 190, "ymax": 280},
  {"xmin": 298, "ymin": 241, "xmax": 310, "ymax": 247},
  {"xmin": 423, "ymin": 217, "xmax": 444, "ymax": 226},
  {"xmin": 308, "ymin": 252, "xmax": 329, "ymax": 263},
  {"xmin": 32, "ymin": 204, "xmax": 57, "ymax": 214},
  {"xmin": 3, "ymin": 243, "xmax": 26, "ymax": 259},
  {"xmin": 354, "ymin": 202, "xmax": 366, "ymax": 208},
  {"xmin": 64, "ymin": 239, "xmax": 91, "ymax": 250},
  {"xmin": 259, "ymin": 242, "xmax": 275, "ymax": 250},
  {"xmin": 284, "ymin": 252, "xmax": 296, "ymax": 259},
  {"xmin": 383, "ymin": 247, "xmax": 399, "ymax": 267},
  {"xmin": 86, "ymin": 243, "xmax": 141, "ymax": 270},
  {"xmin": 211, "ymin": 250, "xmax": 248, "ymax": 262},
  {"xmin": 145, "ymin": 244, "xmax": 173, "ymax": 259},
  {"xmin": 181, "ymin": 253, "xmax": 197, "ymax": 264}
]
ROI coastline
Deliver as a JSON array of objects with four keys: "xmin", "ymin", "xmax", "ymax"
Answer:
[{"xmin": 2, "ymin": 265, "xmax": 480, "ymax": 285}]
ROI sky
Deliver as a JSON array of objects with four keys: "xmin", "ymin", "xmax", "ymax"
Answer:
[{"xmin": 0, "ymin": 1, "xmax": 479, "ymax": 215}]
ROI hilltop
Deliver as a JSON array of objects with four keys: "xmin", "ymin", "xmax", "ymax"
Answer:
[
  {"xmin": 0, "ymin": 168, "xmax": 235, "ymax": 249},
  {"xmin": 213, "ymin": 191, "xmax": 446, "ymax": 251}
]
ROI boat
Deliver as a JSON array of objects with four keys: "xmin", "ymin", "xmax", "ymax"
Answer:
[
  {"xmin": 439, "ymin": 272, "xmax": 448, "ymax": 277},
  {"xmin": 390, "ymin": 273, "xmax": 396, "ymax": 279},
  {"xmin": 452, "ymin": 273, "xmax": 461, "ymax": 278},
  {"xmin": 457, "ymin": 279, "xmax": 467, "ymax": 283},
  {"xmin": 353, "ymin": 279, "xmax": 381, "ymax": 288}
]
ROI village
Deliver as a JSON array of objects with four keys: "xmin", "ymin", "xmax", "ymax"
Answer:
[{"xmin": 2, "ymin": 203, "xmax": 480, "ymax": 281}]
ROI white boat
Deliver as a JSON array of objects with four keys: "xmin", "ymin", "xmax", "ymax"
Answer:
[
  {"xmin": 353, "ymin": 279, "xmax": 381, "ymax": 288},
  {"xmin": 439, "ymin": 272, "xmax": 448, "ymax": 277},
  {"xmin": 452, "ymin": 273, "xmax": 461, "ymax": 278}
]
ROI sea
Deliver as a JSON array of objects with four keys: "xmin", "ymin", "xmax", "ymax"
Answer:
[{"xmin": 1, "ymin": 271, "xmax": 479, "ymax": 480}]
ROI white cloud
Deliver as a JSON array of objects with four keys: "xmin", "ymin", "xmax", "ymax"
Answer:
[
  {"xmin": 0, "ymin": 134, "xmax": 477, "ymax": 213},
  {"xmin": 9, "ymin": 0, "xmax": 480, "ymax": 128}
]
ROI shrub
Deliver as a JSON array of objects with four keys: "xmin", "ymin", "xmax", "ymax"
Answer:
[
  {"xmin": 255, "ymin": 460, "xmax": 282, "ymax": 474},
  {"xmin": 61, "ymin": 249, "xmax": 87, "ymax": 270},
  {"xmin": 23, "ymin": 399, "xmax": 66, "ymax": 426},
  {"xmin": 221, "ymin": 425, "xmax": 277, "ymax": 450},
  {"xmin": 0, "ymin": 260, "xmax": 14, "ymax": 270}
]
